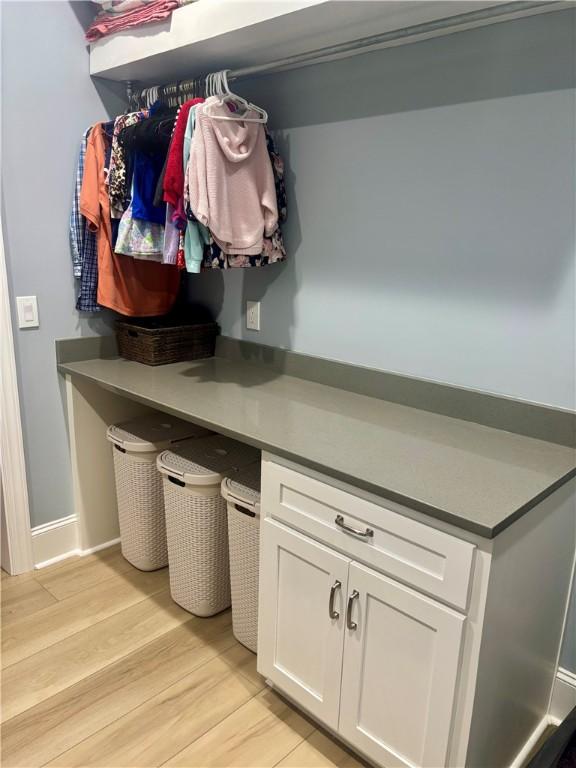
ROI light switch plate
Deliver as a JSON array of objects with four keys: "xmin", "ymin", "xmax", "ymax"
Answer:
[
  {"xmin": 16, "ymin": 296, "xmax": 39, "ymax": 329},
  {"xmin": 246, "ymin": 301, "xmax": 261, "ymax": 331}
]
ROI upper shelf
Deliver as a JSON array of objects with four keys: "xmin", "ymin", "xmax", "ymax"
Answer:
[{"xmin": 89, "ymin": 0, "xmax": 560, "ymax": 84}]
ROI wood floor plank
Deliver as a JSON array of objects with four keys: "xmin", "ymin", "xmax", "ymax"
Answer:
[
  {"xmin": 1, "ymin": 590, "xmax": 191, "ymax": 721},
  {"xmin": 276, "ymin": 730, "xmax": 366, "ymax": 767},
  {"xmin": 1, "ymin": 578, "xmax": 58, "ymax": 626},
  {"xmin": 1, "ymin": 613, "xmax": 236, "ymax": 768},
  {"xmin": 165, "ymin": 687, "xmax": 315, "ymax": 767},
  {"xmin": 225, "ymin": 644, "xmax": 262, "ymax": 689},
  {"xmin": 0, "ymin": 570, "xmax": 37, "ymax": 593},
  {"xmin": 35, "ymin": 547, "xmax": 134, "ymax": 601},
  {"xmin": 48, "ymin": 644, "xmax": 263, "ymax": 767},
  {"xmin": 43, "ymin": 544, "xmax": 122, "ymax": 570},
  {"xmin": 1, "ymin": 550, "xmax": 118, "ymax": 596},
  {"xmin": 31, "ymin": 545, "xmax": 122, "ymax": 581},
  {"xmin": 2, "ymin": 568, "xmax": 170, "ymax": 667}
]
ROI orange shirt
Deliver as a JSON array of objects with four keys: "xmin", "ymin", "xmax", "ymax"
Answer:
[{"xmin": 80, "ymin": 123, "xmax": 179, "ymax": 317}]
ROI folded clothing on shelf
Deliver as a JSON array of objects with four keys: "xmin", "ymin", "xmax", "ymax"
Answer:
[{"xmin": 86, "ymin": 0, "xmax": 193, "ymax": 42}]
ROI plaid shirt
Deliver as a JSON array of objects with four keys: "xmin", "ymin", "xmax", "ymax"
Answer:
[{"xmin": 70, "ymin": 128, "xmax": 100, "ymax": 312}]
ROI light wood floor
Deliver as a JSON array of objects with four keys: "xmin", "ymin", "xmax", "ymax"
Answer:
[{"xmin": 0, "ymin": 547, "xmax": 365, "ymax": 768}]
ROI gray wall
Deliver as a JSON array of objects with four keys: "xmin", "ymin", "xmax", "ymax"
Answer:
[
  {"xmin": 561, "ymin": 584, "xmax": 576, "ymax": 672},
  {"xmin": 1, "ymin": 1, "xmax": 123, "ymax": 529},
  {"xmin": 189, "ymin": 10, "xmax": 576, "ymax": 411}
]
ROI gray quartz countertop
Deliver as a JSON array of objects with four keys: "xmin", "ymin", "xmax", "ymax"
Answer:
[{"xmin": 58, "ymin": 355, "xmax": 576, "ymax": 539}]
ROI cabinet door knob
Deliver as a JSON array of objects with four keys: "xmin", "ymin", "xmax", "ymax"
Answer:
[
  {"xmin": 328, "ymin": 580, "xmax": 342, "ymax": 619},
  {"xmin": 347, "ymin": 590, "xmax": 360, "ymax": 630},
  {"xmin": 335, "ymin": 515, "xmax": 374, "ymax": 539}
]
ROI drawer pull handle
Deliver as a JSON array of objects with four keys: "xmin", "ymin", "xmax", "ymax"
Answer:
[
  {"xmin": 328, "ymin": 580, "xmax": 341, "ymax": 619},
  {"xmin": 347, "ymin": 590, "xmax": 359, "ymax": 630},
  {"xmin": 335, "ymin": 515, "xmax": 374, "ymax": 539}
]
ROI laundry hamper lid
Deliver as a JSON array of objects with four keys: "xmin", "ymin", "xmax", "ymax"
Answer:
[
  {"xmin": 157, "ymin": 434, "xmax": 260, "ymax": 486},
  {"xmin": 221, "ymin": 462, "xmax": 261, "ymax": 513},
  {"xmin": 106, "ymin": 413, "xmax": 211, "ymax": 453}
]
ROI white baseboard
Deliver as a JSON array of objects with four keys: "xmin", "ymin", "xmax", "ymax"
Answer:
[
  {"xmin": 32, "ymin": 515, "xmax": 79, "ymax": 568},
  {"xmin": 509, "ymin": 714, "xmax": 557, "ymax": 768},
  {"xmin": 32, "ymin": 515, "xmax": 120, "ymax": 569},
  {"xmin": 80, "ymin": 538, "xmax": 121, "ymax": 557},
  {"xmin": 549, "ymin": 667, "xmax": 576, "ymax": 722},
  {"xmin": 508, "ymin": 667, "xmax": 576, "ymax": 768}
]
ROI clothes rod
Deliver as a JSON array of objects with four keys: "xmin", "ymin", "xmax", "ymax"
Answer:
[{"xmin": 129, "ymin": 0, "xmax": 568, "ymax": 98}]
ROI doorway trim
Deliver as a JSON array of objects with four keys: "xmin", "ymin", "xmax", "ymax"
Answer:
[{"xmin": 0, "ymin": 209, "xmax": 34, "ymax": 574}]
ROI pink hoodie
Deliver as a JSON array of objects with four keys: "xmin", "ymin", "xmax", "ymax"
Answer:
[{"xmin": 188, "ymin": 98, "xmax": 278, "ymax": 255}]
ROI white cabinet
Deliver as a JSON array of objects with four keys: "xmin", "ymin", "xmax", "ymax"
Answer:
[
  {"xmin": 258, "ymin": 520, "xmax": 349, "ymax": 729},
  {"xmin": 339, "ymin": 563, "xmax": 464, "ymax": 768},
  {"xmin": 258, "ymin": 521, "xmax": 464, "ymax": 766},
  {"xmin": 258, "ymin": 458, "xmax": 576, "ymax": 768}
]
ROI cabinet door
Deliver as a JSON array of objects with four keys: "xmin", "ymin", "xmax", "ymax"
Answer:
[
  {"xmin": 339, "ymin": 563, "xmax": 465, "ymax": 768},
  {"xmin": 258, "ymin": 520, "xmax": 349, "ymax": 729}
]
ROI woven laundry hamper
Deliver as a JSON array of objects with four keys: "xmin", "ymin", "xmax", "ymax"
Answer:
[
  {"xmin": 106, "ymin": 414, "xmax": 211, "ymax": 571},
  {"xmin": 157, "ymin": 435, "xmax": 260, "ymax": 617},
  {"xmin": 221, "ymin": 463, "xmax": 261, "ymax": 653}
]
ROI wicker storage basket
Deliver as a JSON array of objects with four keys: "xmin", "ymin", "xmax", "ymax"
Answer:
[
  {"xmin": 116, "ymin": 318, "xmax": 218, "ymax": 366},
  {"xmin": 221, "ymin": 463, "xmax": 261, "ymax": 653},
  {"xmin": 107, "ymin": 414, "xmax": 211, "ymax": 571},
  {"xmin": 157, "ymin": 435, "xmax": 260, "ymax": 617}
]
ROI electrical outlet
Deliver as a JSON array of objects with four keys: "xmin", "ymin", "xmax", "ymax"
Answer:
[{"xmin": 246, "ymin": 301, "xmax": 261, "ymax": 331}]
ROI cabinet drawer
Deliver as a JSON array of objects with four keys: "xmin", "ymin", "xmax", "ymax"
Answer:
[{"xmin": 263, "ymin": 461, "xmax": 475, "ymax": 611}]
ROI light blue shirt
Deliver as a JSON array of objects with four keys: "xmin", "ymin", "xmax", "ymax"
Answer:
[{"xmin": 183, "ymin": 105, "xmax": 209, "ymax": 273}]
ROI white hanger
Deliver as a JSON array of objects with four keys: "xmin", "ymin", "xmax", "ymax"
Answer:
[
  {"xmin": 205, "ymin": 72, "xmax": 217, "ymax": 98},
  {"xmin": 144, "ymin": 85, "xmax": 159, "ymax": 109},
  {"xmin": 203, "ymin": 70, "xmax": 268, "ymax": 124}
]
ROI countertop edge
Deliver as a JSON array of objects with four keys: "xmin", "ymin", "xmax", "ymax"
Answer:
[
  {"xmin": 55, "ymin": 336, "xmax": 576, "ymax": 448},
  {"xmin": 58, "ymin": 361, "xmax": 576, "ymax": 540}
]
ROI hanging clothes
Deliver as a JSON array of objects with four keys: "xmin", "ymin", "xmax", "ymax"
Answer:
[
  {"xmin": 176, "ymin": 230, "xmax": 186, "ymax": 270},
  {"xmin": 153, "ymin": 155, "xmax": 169, "ymax": 208},
  {"xmin": 188, "ymin": 97, "xmax": 278, "ymax": 256},
  {"xmin": 70, "ymin": 127, "xmax": 101, "ymax": 312},
  {"xmin": 108, "ymin": 110, "xmax": 149, "ymax": 220},
  {"xmin": 70, "ymin": 128, "xmax": 90, "ymax": 280},
  {"xmin": 75, "ymin": 234, "xmax": 101, "ymax": 311},
  {"xmin": 162, "ymin": 203, "xmax": 181, "ymax": 265},
  {"xmin": 112, "ymin": 106, "xmax": 176, "ymax": 267},
  {"xmin": 202, "ymin": 227, "xmax": 286, "ymax": 269},
  {"xmin": 163, "ymin": 97, "xmax": 204, "ymax": 209},
  {"xmin": 159, "ymin": 97, "xmax": 206, "ymax": 271},
  {"xmin": 268, "ymin": 131, "xmax": 287, "ymax": 224},
  {"xmin": 131, "ymin": 148, "xmax": 167, "ymax": 224},
  {"xmin": 70, "ymin": 74, "xmax": 289, "ymax": 319},
  {"xmin": 201, "ymin": 130, "xmax": 287, "ymax": 269},
  {"xmin": 80, "ymin": 122, "xmax": 179, "ymax": 317},
  {"xmin": 115, "ymin": 200, "xmax": 165, "ymax": 261},
  {"xmin": 117, "ymin": 105, "xmax": 175, "ymax": 224},
  {"xmin": 182, "ymin": 103, "xmax": 210, "ymax": 273}
]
